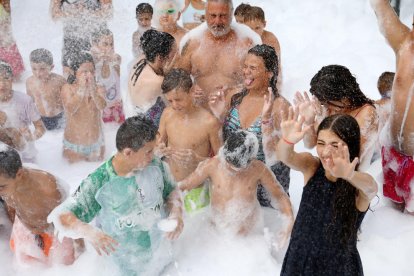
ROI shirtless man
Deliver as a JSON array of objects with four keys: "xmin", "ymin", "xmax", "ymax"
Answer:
[
  {"xmin": 371, "ymin": 0, "xmax": 414, "ymax": 212},
  {"xmin": 179, "ymin": 130, "xmax": 293, "ymax": 246},
  {"xmin": 0, "ymin": 62, "xmax": 45, "ymax": 161},
  {"xmin": 154, "ymin": 0, "xmax": 188, "ymax": 47},
  {"xmin": 61, "ymin": 53, "xmax": 106, "ymax": 163},
  {"xmin": 158, "ymin": 69, "xmax": 222, "ymax": 211},
  {"xmin": 26, "ymin": 48, "xmax": 66, "ymax": 130},
  {"xmin": 0, "ymin": 146, "xmax": 76, "ymax": 265},
  {"xmin": 177, "ymin": 0, "xmax": 260, "ymax": 101}
]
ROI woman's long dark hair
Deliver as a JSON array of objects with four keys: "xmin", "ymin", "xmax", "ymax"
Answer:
[
  {"xmin": 317, "ymin": 114, "xmax": 361, "ymax": 247},
  {"xmin": 247, "ymin": 44, "xmax": 279, "ymax": 97},
  {"xmin": 131, "ymin": 30, "xmax": 175, "ymax": 86},
  {"xmin": 310, "ymin": 65, "xmax": 374, "ymax": 109}
]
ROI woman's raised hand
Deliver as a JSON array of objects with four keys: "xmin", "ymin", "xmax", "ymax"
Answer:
[{"xmin": 280, "ymin": 106, "xmax": 312, "ymax": 145}]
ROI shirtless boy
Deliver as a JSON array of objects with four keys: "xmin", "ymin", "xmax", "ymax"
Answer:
[
  {"xmin": 0, "ymin": 146, "xmax": 76, "ymax": 265},
  {"xmin": 177, "ymin": 0, "xmax": 259, "ymax": 100},
  {"xmin": 371, "ymin": 0, "xmax": 414, "ymax": 212},
  {"xmin": 91, "ymin": 29, "xmax": 124, "ymax": 124},
  {"xmin": 154, "ymin": 0, "xmax": 188, "ymax": 47},
  {"xmin": 61, "ymin": 52, "xmax": 106, "ymax": 163},
  {"xmin": 158, "ymin": 69, "xmax": 222, "ymax": 210},
  {"xmin": 179, "ymin": 130, "xmax": 293, "ymax": 242},
  {"xmin": 26, "ymin": 48, "xmax": 66, "ymax": 130}
]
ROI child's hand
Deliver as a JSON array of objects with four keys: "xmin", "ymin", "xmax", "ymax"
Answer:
[
  {"xmin": 172, "ymin": 148, "xmax": 202, "ymax": 167},
  {"xmin": 155, "ymin": 142, "xmax": 173, "ymax": 159},
  {"xmin": 85, "ymin": 228, "xmax": 119, "ymax": 256},
  {"xmin": 280, "ymin": 106, "xmax": 312, "ymax": 145},
  {"xmin": 325, "ymin": 142, "xmax": 358, "ymax": 180},
  {"xmin": 293, "ymin": 91, "xmax": 316, "ymax": 125},
  {"xmin": 192, "ymin": 84, "xmax": 207, "ymax": 105},
  {"xmin": 164, "ymin": 215, "xmax": 184, "ymax": 240}
]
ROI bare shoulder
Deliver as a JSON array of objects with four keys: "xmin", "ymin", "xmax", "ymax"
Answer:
[
  {"xmin": 51, "ymin": 73, "xmax": 67, "ymax": 85},
  {"xmin": 356, "ymin": 105, "xmax": 378, "ymax": 122},
  {"xmin": 31, "ymin": 169, "xmax": 59, "ymax": 195},
  {"xmin": 181, "ymin": 37, "xmax": 199, "ymax": 56}
]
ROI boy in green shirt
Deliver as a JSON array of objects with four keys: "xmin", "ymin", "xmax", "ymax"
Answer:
[{"xmin": 48, "ymin": 115, "xmax": 183, "ymax": 275}]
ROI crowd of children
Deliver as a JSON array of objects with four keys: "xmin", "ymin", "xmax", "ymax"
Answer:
[{"xmin": 0, "ymin": 0, "xmax": 412, "ymax": 275}]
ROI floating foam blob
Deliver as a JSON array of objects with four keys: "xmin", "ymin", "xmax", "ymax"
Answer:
[{"xmin": 157, "ymin": 218, "xmax": 178, "ymax": 232}]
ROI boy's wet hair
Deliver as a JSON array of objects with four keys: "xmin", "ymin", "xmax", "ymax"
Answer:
[
  {"xmin": 223, "ymin": 130, "xmax": 258, "ymax": 168},
  {"xmin": 377, "ymin": 71, "xmax": 395, "ymax": 97},
  {"xmin": 243, "ymin": 6, "xmax": 265, "ymax": 22},
  {"xmin": 116, "ymin": 115, "xmax": 157, "ymax": 152},
  {"xmin": 248, "ymin": 44, "xmax": 279, "ymax": 97},
  {"xmin": 91, "ymin": 28, "xmax": 113, "ymax": 45},
  {"xmin": 0, "ymin": 60, "xmax": 13, "ymax": 78},
  {"xmin": 136, "ymin": 3, "xmax": 153, "ymax": 16},
  {"xmin": 66, "ymin": 52, "xmax": 94, "ymax": 84},
  {"xmin": 161, "ymin": 68, "xmax": 192, "ymax": 94},
  {"xmin": 140, "ymin": 29, "xmax": 175, "ymax": 62},
  {"xmin": 234, "ymin": 3, "xmax": 251, "ymax": 18},
  {"xmin": 0, "ymin": 145, "xmax": 22, "ymax": 179},
  {"xmin": 30, "ymin": 48, "xmax": 53, "ymax": 65},
  {"xmin": 310, "ymin": 65, "xmax": 374, "ymax": 109}
]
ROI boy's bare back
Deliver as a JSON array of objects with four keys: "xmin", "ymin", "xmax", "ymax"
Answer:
[{"xmin": 7, "ymin": 169, "xmax": 62, "ymax": 234}]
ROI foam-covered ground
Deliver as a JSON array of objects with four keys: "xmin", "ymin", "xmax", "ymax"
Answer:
[{"xmin": 1, "ymin": 0, "xmax": 414, "ymax": 275}]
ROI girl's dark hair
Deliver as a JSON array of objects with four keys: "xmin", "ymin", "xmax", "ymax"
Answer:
[
  {"xmin": 140, "ymin": 29, "xmax": 175, "ymax": 63},
  {"xmin": 116, "ymin": 115, "xmax": 157, "ymax": 151},
  {"xmin": 317, "ymin": 114, "xmax": 361, "ymax": 247},
  {"xmin": 248, "ymin": 44, "xmax": 279, "ymax": 97},
  {"xmin": 310, "ymin": 65, "xmax": 374, "ymax": 109},
  {"xmin": 66, "ymin": 52, "xmax": 95, "ymax": 84}
]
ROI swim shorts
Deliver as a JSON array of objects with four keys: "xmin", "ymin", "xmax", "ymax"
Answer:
[
  {"xmin": 382, "ymin": 146, "xmax": 414, "ymax": 210},
  {"xmin": 41, "ymin": 112, "xmax": 65, "ymax": 130},
  {"xmin": 63, "ymin": 135, "xmax": 104, "ymax": 157}
]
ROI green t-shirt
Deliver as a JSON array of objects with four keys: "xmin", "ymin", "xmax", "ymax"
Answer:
[{"xmin": 68, "ymin": 157, "xmax": 175, "ymax": 249}]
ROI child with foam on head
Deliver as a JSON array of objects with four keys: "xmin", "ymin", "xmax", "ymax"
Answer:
[
  {"xmin": 26, "ymin": 48, "xmax": 66, "ymax": 130},
  {"xmin": 270, "ymin": 108, "xmax": 377, "ymax": 275},
  {"xmin": 132, "ymin": 3, "xmax": 153, "ymax": 60},
  {"xmin": 48, "ymin": 115, "xmax": 184, "ymax": 275},
  {"xmin": 91, "ymin": 28, "xmax": 124, "ymax": 124},
  {"xmin": 0, "ymin": 61, "xmax": 45, "ymax": 162},
  {"xmin": 0, "ymin": 145, "xmax": 78, "ymax": 266},
  {"xmin": 61, "ymin": 52, "xmax": 106, "ymax": 163},
  {"xmin": 178, "ymin": 130, "xmax": 293, "ymax": 247}
]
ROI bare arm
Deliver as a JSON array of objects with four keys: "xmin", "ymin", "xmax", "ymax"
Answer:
[
  {"xmin": 208, "ymin": 117, "xmax": 223, "ymax": 155},
  {"xmin": 59, "ymin": 212, "xmax": 118, "ymax": 256},
  {"xmin": 178, "ymin": 158, "xmax": 212, "ymax": 191},
  {"xmin": 370, "ymin": 0, "xmax": 410, "ymax": 54},
  {"xmin": 32, "ymin": 119, "xmax": 46, "ymax": 140},
  {"xmin": 175, "ymin": 39, "xmax": 192, "ymax": 72},
  {"xmin": 355, "ymin": 106, "xmax": 378, "ymax": 171},
  {"xmin": 164, "ymin": 188, "xmax": 184, "ymax": 239},
  {"xmin": 91, "ymin": 85, "xmax": 107, "ymax": 110},
  {"xmin": 61, "ymin": 85, "xmax": 85, "ymax": 114},
  {"xmin": 276, "ymin": 107, "xmax": 319, "ymax": 181}
]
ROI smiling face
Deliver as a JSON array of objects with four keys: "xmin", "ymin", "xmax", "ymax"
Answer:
[
  {"xmin": 156, "ymin": 1, "xmax": 179, "ymax": 28},
  {"xmin": 316, "ymin": 129, "xmax": 348, "ymax": 171},
  {"xmin": 243, "ymin": 53, "xmax": 271, "ymax": 90}
]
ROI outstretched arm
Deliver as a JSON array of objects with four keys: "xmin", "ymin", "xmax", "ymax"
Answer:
[
  {"xmin": 370, "ymin": 0, "xmax": 410, "ymax": 54},
  {"xmin": 276, "ymin": 106, "xmax": 319, "ymax": 181},
  {"xmin": 178, "ymin": 158, "xmax": 212, "ymax": 191}
]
